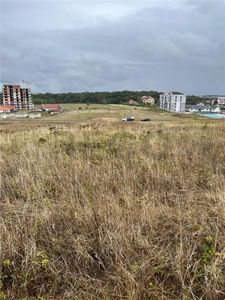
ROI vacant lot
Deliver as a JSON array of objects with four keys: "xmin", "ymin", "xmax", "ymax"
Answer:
[
  {"xmin": 0, "ymin": 103, "xmax": 201, "ymax": 126},
  {"xmin": 0, "ymin": 107, "xmax": 225, "ymax": 299}
]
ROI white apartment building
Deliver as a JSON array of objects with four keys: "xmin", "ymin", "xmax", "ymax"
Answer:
[{"xmin": 160, "ymin": 92, "xmax": 186, "ymax": 112}]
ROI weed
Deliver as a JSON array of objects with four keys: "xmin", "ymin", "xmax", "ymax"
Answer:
[{"xmin": 202, "ymin": 236, "xmax": 215, "ymax": 265}]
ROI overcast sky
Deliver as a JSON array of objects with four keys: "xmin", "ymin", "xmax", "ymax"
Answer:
[{"xmin": 1, "ymin": 0, "xmax": 225, "ymax": 95}]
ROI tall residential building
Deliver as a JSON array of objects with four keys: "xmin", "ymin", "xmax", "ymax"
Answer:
[
  {"xmin": 160, "ymin": 92, "xmax": 186, "ymax": 112},
  {"xmin": 2, "ymin": 84, "xmax": 34, "ymax": 110}
]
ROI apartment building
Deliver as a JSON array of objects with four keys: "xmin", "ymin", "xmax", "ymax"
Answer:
[
  {"xmin": 160, "ymin": 92, "xmax": 186, "ymax": 112},
  {"xmin": 2, "ymin": 84, "xmax": 34, "ymax": 110}
]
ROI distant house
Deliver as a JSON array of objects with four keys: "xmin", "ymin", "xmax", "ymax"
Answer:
[
  {"xmin": 217, "ymin": 97, "xmax": 225, "ymax": 105},
  {"xmin": 211, "ymin": 106, "xmax": 221, "ymax": 113},
  {"xmin": 185, "ymin": 105, "xmax": 220, "ymax": 113},
  {"xmin": 185, "ymin": 105, "xmax": 197, "ymax": 113},
  {"xmin": 0, "ymin": 105, "xmax": 15, "ymax": 113},
  {"xmin": 197, "ymin": 105, "xmax": 210, "ymax": 112},
  {"xmin": 43, "ymin": 104, "xmax": 62, "ymax": 112},
  {"xmin": 127, "ymin": 99, "xmax": 139, "ymax": 106},
  {"xmin": 185, "ymin": 105, "xmax": 210, "ymax": 113},
  {"xmin": 141, "ymin": 96, "xmax": 155, "ymax": 105}
]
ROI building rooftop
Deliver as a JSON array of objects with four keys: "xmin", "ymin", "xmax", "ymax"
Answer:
[{"xmin": 0, "ymin": 105, "xmax": 15, "ymax": 110}]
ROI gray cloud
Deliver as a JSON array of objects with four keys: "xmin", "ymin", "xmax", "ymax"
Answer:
[{"xmin": 1, "ymin": 0, "xmax": 225, "ymax": 95}]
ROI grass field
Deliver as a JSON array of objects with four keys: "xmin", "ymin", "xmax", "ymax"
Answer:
[
  {"xmin": 1, "ymin": 105, "xmax": 225, "ymax": 299},
  {"xmin": 1, "ymin": 103, "xmax": 201, "ymax": 126}
]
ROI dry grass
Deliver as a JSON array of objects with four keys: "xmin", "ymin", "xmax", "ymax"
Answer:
[
  {"xmin": 0, "ymin": 119, "xmax": 225, "ymax": 299},
  {"xmin": 0, "ymin": 103, "xmax": 202, "ymax": 124}
]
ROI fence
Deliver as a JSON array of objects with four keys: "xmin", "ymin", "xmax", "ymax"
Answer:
[
  {"xmin": 0, "ymin": 113, "xmax": 15, "ymax": 118},
  {"xmin": 29, "ymin": 114, "xmax": 41, "ymax": 118},
  {"xmin": 1, "ymin": 113, "xmax": 42, "ymax": 119}
]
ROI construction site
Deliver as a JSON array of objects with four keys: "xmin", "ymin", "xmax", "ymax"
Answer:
[{"xmin": 2, "ymin": 80, "xmax": 38, "ymax": 110}]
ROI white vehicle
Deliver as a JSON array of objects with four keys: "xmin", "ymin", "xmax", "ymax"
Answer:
[{"xmin": 122, "ymin": 117, "xmax": 135, "ymax": 121}]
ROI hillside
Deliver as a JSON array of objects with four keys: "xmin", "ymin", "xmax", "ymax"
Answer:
[{"xmin": 0, "ymin": 107, "xmax": 225, "ymax": 299}]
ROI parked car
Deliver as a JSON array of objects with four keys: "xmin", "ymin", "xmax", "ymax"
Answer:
[
  {"xmin": 141, "ymin": 118, "xmax": 151, "ymax": 121},
  {"xmin": 122, "ymin": 117, "xmax": 135, "ymax": 121}
]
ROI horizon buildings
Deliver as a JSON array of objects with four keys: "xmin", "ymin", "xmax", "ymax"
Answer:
[{"xmin": 2, "ymin": 84, "xmax": 34, "ymax": 110}]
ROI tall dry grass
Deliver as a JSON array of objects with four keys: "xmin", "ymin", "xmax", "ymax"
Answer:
[{"xmin": 0, "ymin": 120, "xmax": 225, "ymax": 299}]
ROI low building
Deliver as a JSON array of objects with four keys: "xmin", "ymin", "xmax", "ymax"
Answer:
[
  {"xmin": 211, "ymin": 106, "xmax": 221, "ymax": 113},
  {"xmin": 185, "ymin": 105, "xmax": 210, "ymax": 113},
  {"xmin": 196, "ymin": 102, "xmax": 205, "ymax": 106},
  {"xmin": 42, "ymin": 104, "xmax": 62, "ymax": 112},
  {"xmin": 217, "ymin": 97, "xmax": 225, "ymax": 105},
  {"xmin": 0, "ymin": 105, "xmax": 15, "ymax": 113},
  {"xmin": 141, "ymin": 96, "xmax": 155, "ymax": 105},
  {"xmin": 160, "ymin": 92, "xmax": 186, "ymax": 112},
  {"xmin": 127, "ymin": 99, "xmax": 139, "ymax": 106},
  {"xmin": 185, "ymin": 105, "xmax": 220, "ymax": 113}
]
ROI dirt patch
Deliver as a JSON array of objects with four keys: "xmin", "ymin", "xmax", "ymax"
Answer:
[{"xmin": 92, "ymin": 117, "xmax": 120, "ymax": 121}]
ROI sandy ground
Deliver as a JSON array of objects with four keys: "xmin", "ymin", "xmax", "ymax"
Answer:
[{"xmin": 92, "ymin": 117, "xmax": 120, "ymax": 121}]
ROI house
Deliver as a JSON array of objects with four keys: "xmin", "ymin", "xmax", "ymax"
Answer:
[
  {"xmin": 0, "ymin": 105, "xmax": 15, "ymax": 113},
  {"xmin": 196, "ymin": 102, "xmax": 205, "ymax": 106},
  {"xmin": 127, "ymin": 99, "xmax": 139, "ymax": 106},
  {"xmin": 185, "ymin": 105, "xmax": 210, "ymax": 113},
  {"xmin": 160, "ymin": 92, "xmax": 186, "ymax": 112},
  {"xmin": 141, "ymin": 96, "xmax": 155, "ymax": 105},
  {"xmin": 42, "ymin": 104, "xmax": 62, "ymax": 112},
  {"xmin": 211, "ymin": 106, "xmax": 221, "ymax": 113},
  {"xmin": 185, "ymin": 105, "xmax": 220, "ymax": 113},
  {"xmin": 217, "ymin": 97, "xmax": 225, "ymax": 105}
]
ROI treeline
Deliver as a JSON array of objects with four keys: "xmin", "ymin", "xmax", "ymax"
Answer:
[
  {"xmin": 0, "ymin": 91, "xmax": 213, "ymax": 106},
  {"xmin": 186, "ymin": 95, "xmax": 213, "ymax": 105},
  {"xmin": 31, "ymin": 90, "xmax": 160, "ymax": 105},
  {"xmin": 31, "ymin": 93, "xmax": 216, "ymax": 106}
]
